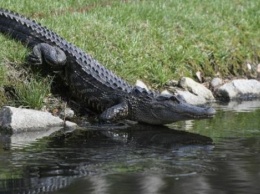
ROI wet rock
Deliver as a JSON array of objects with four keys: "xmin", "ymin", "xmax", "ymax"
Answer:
[
  {"xmin": 0, "ymin": 106, "xmax": 64, "ymax": 134},
  {"xmin": 65, "ymin": 121, "xmax": 78, "ymax": 131},
  {"xmin": 215, "ymin": 79, "xmax": 260, "ymax": 101},
  {"xmin": 169, "ymin": 77, "xmax": 215, "ymax": 105}
]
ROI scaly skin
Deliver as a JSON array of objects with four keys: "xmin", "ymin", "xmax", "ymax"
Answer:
[{"xmin": 0, "ymin": 9, "xmax": 216, "ymax": 125}]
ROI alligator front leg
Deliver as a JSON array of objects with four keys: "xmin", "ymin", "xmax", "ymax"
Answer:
[
  {"xmin": 100, "ymin": 101, "xmax": 129, "ymax": 122},
  {"xmin": 27, "ymin": 43, "xmax": 67, "ymax": 70}
]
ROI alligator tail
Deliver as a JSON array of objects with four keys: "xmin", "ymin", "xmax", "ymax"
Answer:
[{"xmin": 0, "ymin": 8, "xmax": 66, "ymax": 48}]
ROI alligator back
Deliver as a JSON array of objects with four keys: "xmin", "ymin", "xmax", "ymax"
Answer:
[{"xmin": 0, "ymin": 8, "xmax": 134, "ymax": 111}]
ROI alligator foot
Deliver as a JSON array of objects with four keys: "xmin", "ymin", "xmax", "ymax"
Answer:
[
  {"xmin": 99, "ymin": 101, "xmax": 129, "ymax": 122},
  {"xmin": 26, "ymin": 43, "xmax": 67, "ymax": 70}
]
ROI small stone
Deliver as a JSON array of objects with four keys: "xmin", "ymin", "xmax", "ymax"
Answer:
[
  {"xmin": 257, "ymin": 64, "xmax": 260, "ymax": 72},
  {"xmin": 65, "ymin": 121, "xmax": 78, "ymax": 131},
  {"xmin": 210, "ymin": 77, "xmax": 223, "ymax": 89},
  {"xmin": 196, "ymin": 71, "xmax": 203, "ymax": 82},
  {"xmin": 161, "ymin": 90, "xmax": 172, "ymax": 95},
  {"xmin": 59, "ymin": 108, "xmax": 75, "ymax": 119},
  {"xmin": 247, "ymin": 63, "xmax": 252, "ymax": 70},
  {"xmin": 178, "ymin": 77, "xmax": 215, "ymax": 101},
  {"xmin": 135, "ymin": 80, "xmax": 149, "ymax": 91}
]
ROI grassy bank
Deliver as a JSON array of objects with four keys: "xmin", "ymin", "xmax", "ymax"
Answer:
[{"xmin": 0, "ymin": 0, "xmax": 259, "ymax": 108}]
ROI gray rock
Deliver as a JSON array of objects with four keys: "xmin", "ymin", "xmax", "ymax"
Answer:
[
  {"xmin": 175, "ymin": 90, "xmax": 207, "ymax": 105},
  {"xmin": 210, "ymin": 77, "xmax": 223, "ymax": 89},
  {"xmin": 175, "ymin": 77, "xmax": 215, "ymax": 104},
  {"xmin": 215, "ymin": 79, "xmax": 260, "ymax": 101},
  {"xmin": 65, "ymin": 121, "xmax": 78, "ymax": 131},
  {"xmin": 179, "ymin": 77, "xmax": 215, "ymax": 101},
  {"xmin": 0, "ymin": 106, "xmax": 64, "ymax": 134}
]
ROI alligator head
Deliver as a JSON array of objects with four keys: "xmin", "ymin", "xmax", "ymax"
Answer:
[{"xmin": 133, "ymin": 93, "xmax": 216, "ymax": 125}]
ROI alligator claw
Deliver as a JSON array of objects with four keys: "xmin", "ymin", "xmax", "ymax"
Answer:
[
  {"xmin": 26, "ymin": 53, "xmax": 43, "ymax": 66},
  {"xmin": 99, "ymin": 101, "xmax": 129, "ymax": 122}
]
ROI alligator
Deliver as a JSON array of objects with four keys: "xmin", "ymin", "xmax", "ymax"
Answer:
[{"xmin": 0, "ymin": 8, "xmax": 216, "ymax": 125}]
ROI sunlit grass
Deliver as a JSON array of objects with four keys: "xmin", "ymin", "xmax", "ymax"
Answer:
[
  {"xmin": 1, "ymin": 0, "xmax": 260, "ymax": 85},
  {"xmin": 0, "ymin": 0, "xmax": 259, "ymax": 108}
]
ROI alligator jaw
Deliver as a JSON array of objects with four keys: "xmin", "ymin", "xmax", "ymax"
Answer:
[
  {"xmin": 166, "ymin": 102, "xmax": 216, "ymax": 123},
  {"xmin": 180, "ymin": 106, "xmax": 216, "ymax": 119}
]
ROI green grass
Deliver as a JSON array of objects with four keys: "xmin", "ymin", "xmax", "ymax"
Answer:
[
  {"xmin": 0, "ymin": 64, "xmax": 4, "ymax": 85},
  {"xmin": 0, "ymin": 0, "xmax": 259, "ymax": 107},
  {"xmin": 13, "ymin": 76, "xmax": 52, "ymax": 109}
]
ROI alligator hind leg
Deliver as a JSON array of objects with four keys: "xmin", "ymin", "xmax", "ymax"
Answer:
[{"xmin": 26, "ymin": 43, "xmax": 67, "ymax": 70}]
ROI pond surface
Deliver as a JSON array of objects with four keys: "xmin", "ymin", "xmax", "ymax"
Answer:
[{"xmin": 0, "ymin": 100, "xmax": 260, "ymax": 194}]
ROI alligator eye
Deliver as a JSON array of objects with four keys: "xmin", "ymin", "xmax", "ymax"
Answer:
[
  {"xmin": 170, "ymin": 96, "xmax": 180, "ymax": 102},
  {"xmin": 156, "ymin": 94, "xmax": 180, "ymax": 102}
]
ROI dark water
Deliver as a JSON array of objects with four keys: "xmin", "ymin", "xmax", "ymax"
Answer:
[{"xmin": 0, "ymin": 100, "xmax": 260, "ymax": 194}]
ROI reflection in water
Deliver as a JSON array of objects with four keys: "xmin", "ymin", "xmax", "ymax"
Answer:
[
  {"xmin": 53, "ymin": 137, "xmax": 260, "ymax": 194},
  {"xmin": 0, "ymin": 124, "xmax": 213, "ymax": 194},
  {"xmin": 216, "ymin": 100, "xmax": 260, "ymax": 112},
  {"xmin": 0, "ymin": 101, "xmax": 260, "ymax": 194}
]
